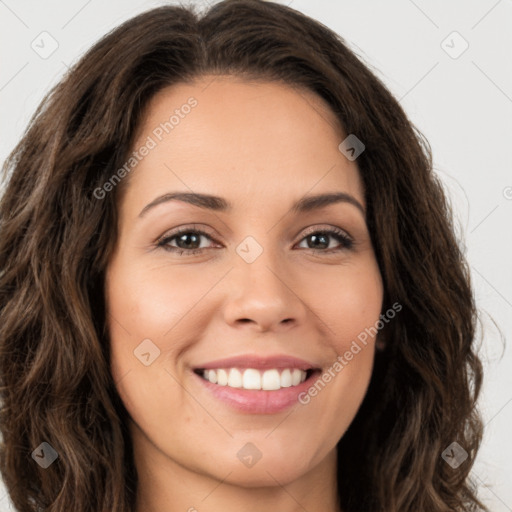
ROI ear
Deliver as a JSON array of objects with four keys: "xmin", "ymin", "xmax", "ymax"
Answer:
[
  {"xmin": 375, "ymin": 326, "xmax": 389, "ymax": 351},
  {"xmin": 375, "ymin": 338, "xmax": 386, "ymax": 351}
]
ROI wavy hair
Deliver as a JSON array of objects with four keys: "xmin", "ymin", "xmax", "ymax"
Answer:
[{"xmin": 0, "ymin": 1, "xmax": 486, "ymax": 510}]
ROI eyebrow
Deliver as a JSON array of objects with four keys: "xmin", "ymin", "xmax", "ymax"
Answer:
[{"xmin": 138, "ymin": 191, "xmax": 365, "ymax": 218}]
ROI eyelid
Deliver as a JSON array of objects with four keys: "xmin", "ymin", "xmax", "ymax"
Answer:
[
  {"xmin": 298, "ymin": 224, "xmax": 352, "ymax": 239},
  {"xmin": 155, "ymin": 224, "xmax": 218, "ymax": 245}
]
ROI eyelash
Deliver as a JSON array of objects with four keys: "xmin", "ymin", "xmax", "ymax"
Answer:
[{"xmin": 155, "ymin": 226, "xmax": 354, "ymax": 256}]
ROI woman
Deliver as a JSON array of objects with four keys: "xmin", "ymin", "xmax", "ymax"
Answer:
[{"xmin": 0, "ymin": 1, "xmax": 486, "ymax": 511}]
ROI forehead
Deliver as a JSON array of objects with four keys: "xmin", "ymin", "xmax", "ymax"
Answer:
[
  {"xmin": 137, "ymin": 75, "xmax": 343, "ymax": 138},
  {"xmin": 125, "ymin": 76, "xmax": 364, "ymax": 212}
]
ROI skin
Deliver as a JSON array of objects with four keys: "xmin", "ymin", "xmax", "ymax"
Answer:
[{"xmin": 105, "ymin": 76, "xmax": 384, "ymax": 512}]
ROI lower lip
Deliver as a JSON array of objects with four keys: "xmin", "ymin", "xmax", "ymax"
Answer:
[{"xmin": 193, "ymin": 370, "xmax": 321, "ymax": 414}]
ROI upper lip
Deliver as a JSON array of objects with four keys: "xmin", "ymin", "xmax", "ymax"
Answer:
[{"xmin": 193, "ymin": 354, "xmax": 320, "ymax": 371}]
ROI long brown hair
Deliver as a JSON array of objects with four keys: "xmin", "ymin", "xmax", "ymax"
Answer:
[{"xmin": 0, "ymin": 1, "xmax": 486, "ymax": 510}]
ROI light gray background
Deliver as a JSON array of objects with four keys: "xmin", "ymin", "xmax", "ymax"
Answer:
[{"xmin": 1, "ymin": 1, "xmax": 511, "ymax": 510}]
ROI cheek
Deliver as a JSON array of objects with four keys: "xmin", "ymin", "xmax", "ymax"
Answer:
[
  {"xmin": 105, "ymin": 257, "xmax": 229, "ymax": 399},
  {"xmin": 311, "ymin": 259, "xmax": 384, "ymax": 349},
  {"xmin": 301, "ymin": 258, "xmax": 382, "ymax": 417},
  {"xmin": 106, "ymin": 259, "xmax": 215, "ymax": 347},
  {"xmin": 106, "ymin": 264, "xmax": 199, "ymax": 330},
  {"xmin": 296, "ymin": 266, "xmax": 382, "ymax": 441},
  {"xmin": 105, "ymin": 261, "xmax": 198, "ymax": 426}
]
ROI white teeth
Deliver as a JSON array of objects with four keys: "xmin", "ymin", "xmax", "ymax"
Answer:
[
  {"xmin": 262, "ymin": 369, "xmax": 281, "ymax": 390},
  {"xmin": 217, "ymin": 369, "xmax": 228, "ymax": 386},
  {"xmin": 243, "ymin": 369, "xmax": 261, "ymax": 390},
  {"xmin": 292, "ymin": 368, "xmax": 303, "ymax": 386},
  {"xmin": 201, "ymin": 368, "xmax": 309, "ymax": 390},
  {"xmin": 280, "ymin": 369, "xmax": 292, "ymax": 387},
  {"xmin": 228, "ymin": 368, "xmax": 242, "ymax": 388}
]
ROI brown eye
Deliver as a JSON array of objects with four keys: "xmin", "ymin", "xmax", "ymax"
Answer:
[
  {"xmin": 156, "ymin": 228, "xmax": 217, "ymax": 255},
  {"xmin": 173, "ymin": 232, "xmax": 202, "ymax": 250},
  {"xmin": 297, "ymin": 229, "xmax": 353, "ymax": 252}
]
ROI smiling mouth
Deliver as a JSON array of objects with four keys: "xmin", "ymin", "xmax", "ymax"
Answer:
[{"xmin": 193, "ymin": 367, "xmax": 318, "ymax": 391}]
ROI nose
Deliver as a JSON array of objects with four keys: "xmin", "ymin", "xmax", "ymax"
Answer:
[{"xmin": 222, "ymin": 252, "xmax": 308, "ymax": 333}]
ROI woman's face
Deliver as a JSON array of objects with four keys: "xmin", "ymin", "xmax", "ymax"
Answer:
[{"xmin": 106, "ymin": 76, "xmax": 383, "ymax": 488}]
